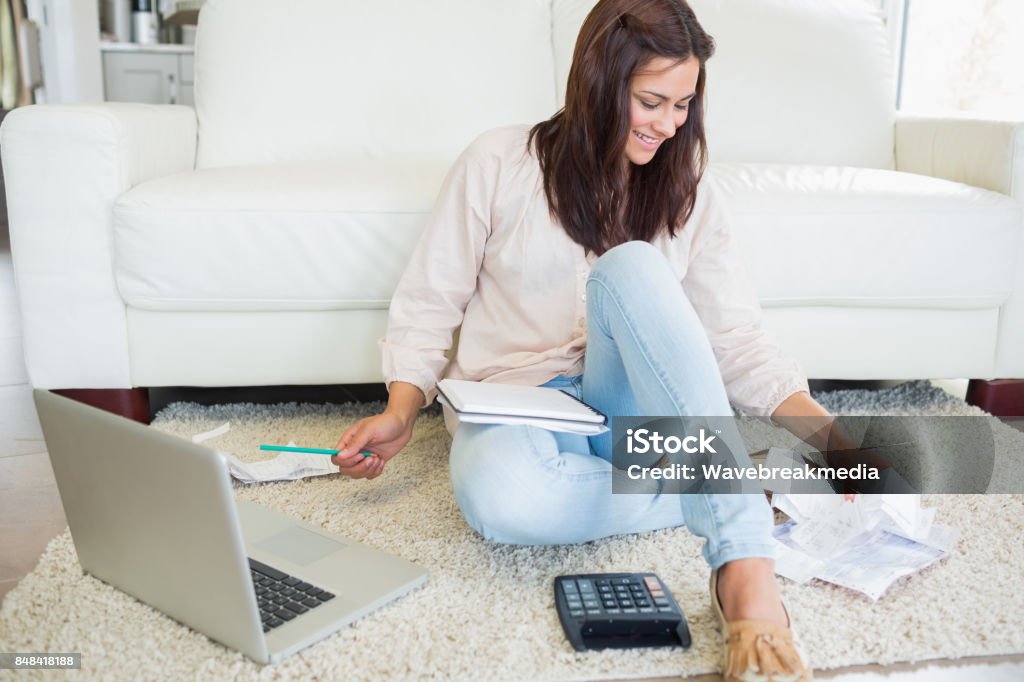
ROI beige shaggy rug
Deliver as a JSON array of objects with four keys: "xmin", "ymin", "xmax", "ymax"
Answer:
[{"xmin": 2, "ymin": 381, "xmax": 1024, "ymax": 680}]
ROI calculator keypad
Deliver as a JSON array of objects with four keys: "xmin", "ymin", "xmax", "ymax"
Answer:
[{"xmin": 560, "ymin": 574, "xmax": 678, "ymax": 620}]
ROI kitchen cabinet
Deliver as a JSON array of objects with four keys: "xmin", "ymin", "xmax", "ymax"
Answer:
[{"xmin": 101, "ymin": 44, "xmax": 194, "ymax": 106}]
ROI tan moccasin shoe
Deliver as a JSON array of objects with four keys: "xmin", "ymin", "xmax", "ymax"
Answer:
[{"xmin": 710, "ymin": 569, "xmax": 812, "ymax": 682}]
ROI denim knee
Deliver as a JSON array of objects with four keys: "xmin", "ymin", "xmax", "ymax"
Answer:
[
  {"xmin": 449, "ymin": 424, "xmax": 564, "ymax": 545},
  {"xmin": 590, "ymin": 240, "xmax": 676, "ymax": 287}
]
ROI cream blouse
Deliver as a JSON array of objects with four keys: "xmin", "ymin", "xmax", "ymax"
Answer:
[{"xmin": 380, "ymin": 125, "xmax": 808, "ymax": 417}]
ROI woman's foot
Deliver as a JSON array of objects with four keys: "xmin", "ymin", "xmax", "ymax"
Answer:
[
  {"xmin": 716, "ymin": 558, "xmax": 788, "ymax": 626},
  {"xmin": 711, "ymin": 559, "xmax": 811, "ymax": 681}
]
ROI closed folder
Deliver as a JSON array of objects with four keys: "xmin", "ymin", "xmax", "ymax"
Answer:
[{"xmin": 436, "ymin": 379, "xmax": 608, "ymax": 435}]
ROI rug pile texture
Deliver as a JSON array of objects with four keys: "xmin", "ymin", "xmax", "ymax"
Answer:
[{"xmin": 1, "ymin": 381, "xmax": 1023, "ymax": 680}]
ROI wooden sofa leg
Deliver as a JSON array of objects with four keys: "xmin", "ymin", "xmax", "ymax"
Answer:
[
  {"xmin": 53, "ymin": 388, "xmax": 151, "ymax": 424},
  {"xmin": 965, "ymin": 379, "xmax": 1024, "ymax": 418}
]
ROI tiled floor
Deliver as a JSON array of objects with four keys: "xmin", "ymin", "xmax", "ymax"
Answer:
[{"xmin": 1, "ymin": 239, "xmax": 1022, "ymax": 679}]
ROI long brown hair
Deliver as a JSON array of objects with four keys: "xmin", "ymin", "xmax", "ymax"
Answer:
[{"xmin": 529, "ymin": 0, "xmax": 715, "ymax": 254}]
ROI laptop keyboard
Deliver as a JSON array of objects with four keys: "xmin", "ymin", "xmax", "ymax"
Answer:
[{"xmin": 249, "ymin": 558, "xmax": 335, "ymax": 632}]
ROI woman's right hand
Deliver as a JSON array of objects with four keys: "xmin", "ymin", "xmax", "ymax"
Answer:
[
  {"xmin": 331, "ymin": 411, "xmax": 414, "ymax": 480},
  {"xmin": 331, "ymin": 381, "xmax": 425, "ymax": 480}
]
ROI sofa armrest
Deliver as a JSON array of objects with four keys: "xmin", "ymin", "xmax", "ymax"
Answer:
[
  {"xmin": 895, "ymin": 112, "xmax": 1024, "ymax": 200},
  {"xmin": 897, "ymin": 112, "xmax": 1024, "ymax": 378},
  {"xmin": 0, "ymin": 103, "xmax": 197, "ymax": 388}
]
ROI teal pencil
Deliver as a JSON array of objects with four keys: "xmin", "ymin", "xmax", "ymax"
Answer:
[{"xmin": 259, "ymin": 444, "xmax": 372, "ymax": 457}]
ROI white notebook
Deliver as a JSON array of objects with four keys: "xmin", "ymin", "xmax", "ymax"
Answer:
[{"xmin": 436, "ymin": 379, "xmax": 608, "ymax": 435}]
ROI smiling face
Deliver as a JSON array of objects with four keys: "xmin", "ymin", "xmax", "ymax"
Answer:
[{"xmin": 624, "ymin": 55, "xmax": 701, "ymax": 166}]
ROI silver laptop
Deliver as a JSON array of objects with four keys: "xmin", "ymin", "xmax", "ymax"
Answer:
[{"xmin": 34, "ymin": 389, "xmax": 428, "ymax": 664}]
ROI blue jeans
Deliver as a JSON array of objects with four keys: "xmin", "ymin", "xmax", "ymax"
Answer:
[{"xmin": 448, "ymin": 241, "xmax": 774, "ymax": 569}]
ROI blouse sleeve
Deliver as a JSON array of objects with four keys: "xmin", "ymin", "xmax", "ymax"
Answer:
[
  {"xmin": 379, "ymin": 137, "xmax": 495, "ymax": 404},
  {"xmin": 680, "ymin": 181, "xmax": 810, "ymax": 417}
]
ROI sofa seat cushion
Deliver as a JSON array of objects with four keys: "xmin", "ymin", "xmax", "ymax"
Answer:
[
  {"xmin": 710, "ymin": 163, "xmax": 1022, "ymax": 309},
  {"xmin": 113, "ymin": 162, "xmax": 1022, "ymax": 314},
  {"xmin": 113, "ymin": 162, "xmax": 447, "ymax": 311}
]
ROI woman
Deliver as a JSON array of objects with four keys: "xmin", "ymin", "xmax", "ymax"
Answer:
[{"xmin": 333, "ymin": 1, "xmax": 832, "ymax": 679}]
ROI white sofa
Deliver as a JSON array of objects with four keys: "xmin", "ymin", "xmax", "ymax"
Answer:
[{"xmin": 2, "ymin": 0, "xmax": 1022, "ymax": 416}]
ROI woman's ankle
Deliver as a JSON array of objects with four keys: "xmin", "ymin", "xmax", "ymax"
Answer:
[{"xmin": 716, "ymin": 558, "xmax": 789, "ymax": 627}]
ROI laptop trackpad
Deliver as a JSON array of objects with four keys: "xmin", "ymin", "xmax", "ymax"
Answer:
[{"xmin": 255, "ymin": 526, "xmax": 346, "ymax": 566}]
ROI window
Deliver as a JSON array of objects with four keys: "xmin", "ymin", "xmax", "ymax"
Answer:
[{"xmin": 898, "ymin": 0, "xmax": 1024, "ymax": 115}]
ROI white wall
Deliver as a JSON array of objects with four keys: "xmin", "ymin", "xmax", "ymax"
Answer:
[{"xmin": 26, "ymin": 0, "xmax": 103, "ymax": 103}]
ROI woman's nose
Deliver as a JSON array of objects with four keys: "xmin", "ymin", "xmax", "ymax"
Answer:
[{"xmin": 653, "ymin": 112, "xmax": 677, "ymax": 138}]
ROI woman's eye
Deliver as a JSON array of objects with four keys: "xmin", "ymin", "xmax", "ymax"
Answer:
[
  {"xmin": 640, "ymin": 100, "xmax": 659, "ymax": 110},
  {"xmin": 675, "ymin": 103, "xmax": 690, "ymax": 111}
]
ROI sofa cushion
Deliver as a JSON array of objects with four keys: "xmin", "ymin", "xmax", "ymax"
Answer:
[
  {"xmin": 113, "ymin": 163, "xmax": 1020, "ymax": 314},
  {"xmin": 113, "ymin": 162, "xmax": 446, "ymax": 311},
  {"xmin": 553, "ymin": 0, "xmax": 896, "ymax": 168},
  {"xmin": 710, "ymin": 164, "xmax": 1021, "ymax": 309},
  {"xmin": 194, "ymin": 0, "xmax": 557, "ymax": 169}
]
